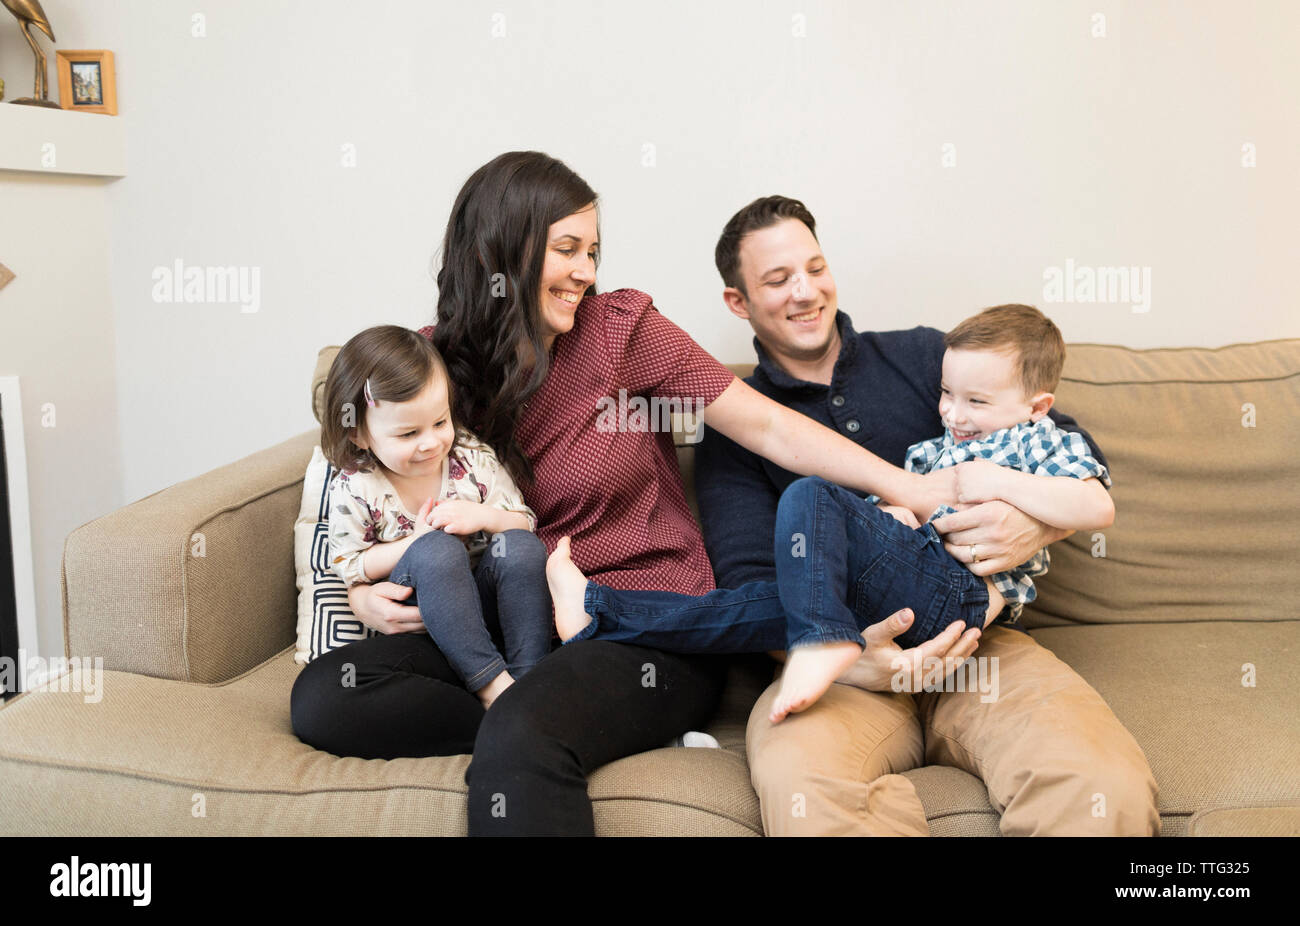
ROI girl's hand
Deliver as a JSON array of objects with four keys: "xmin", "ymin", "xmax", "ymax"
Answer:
[
  {"xmin": 412, "ymin": 497, "xmax": 438, "ymax": 537},
  {"xmin": 428, "ymin": 499, "xmax": 488, "ymax": 536}
]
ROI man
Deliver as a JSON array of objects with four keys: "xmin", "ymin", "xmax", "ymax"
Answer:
[{"xmin": 695, "ymin": 196, "xmax": 1159, "ymax": 836}]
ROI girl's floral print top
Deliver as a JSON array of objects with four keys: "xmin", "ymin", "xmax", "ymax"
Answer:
[{"xmin": 327, "ymin": 427, "xmax": 537, "ymax": 588}]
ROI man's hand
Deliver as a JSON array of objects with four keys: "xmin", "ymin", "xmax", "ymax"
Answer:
[
  {"xmin": 834, "ymin": 609, "xmax": 982, "ymax": 693},
  {"xmin": 931, "ymin": 499, "xmax": 1070, "ymax": 577},
  {"xmin": 347, "ymin": 582, "xmax": 425, "ymax": 635}
]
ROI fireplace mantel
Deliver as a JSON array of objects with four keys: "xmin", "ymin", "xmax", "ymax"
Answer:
[{"xmin": 0, "ymin": 105, "xmax": 125, "ymax": 178}]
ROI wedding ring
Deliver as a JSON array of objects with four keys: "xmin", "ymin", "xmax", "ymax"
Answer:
[{"xmin": 970, "ymin": 544, "xmax": 981, "ymax": 563}]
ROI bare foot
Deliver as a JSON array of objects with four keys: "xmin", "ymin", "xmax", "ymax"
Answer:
[
  {"xmin": 546, "ymin": 536, "xmax": 594, "ymax": 642},
  {"xmin": 477, "ymin": 671, "xmax": 514, "ymax": 709},
  {"xmin": 769, "ymin": 641, "xmax": 864, "ymax": 723}
]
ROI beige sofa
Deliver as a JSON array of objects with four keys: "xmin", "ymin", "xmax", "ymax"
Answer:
[{"xmin": 2, "ymin": 338, "xmax": 1297, "ymax": 836}]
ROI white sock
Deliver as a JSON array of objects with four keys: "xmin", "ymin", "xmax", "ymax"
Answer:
[{"xmin": 665, "ymin": 731, "xmax": 720, "ymax": 749}]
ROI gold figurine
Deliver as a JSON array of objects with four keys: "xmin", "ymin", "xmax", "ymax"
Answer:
[{"xmin": 3, "ymin": 0, "xmax": 61, "ymax": 108}]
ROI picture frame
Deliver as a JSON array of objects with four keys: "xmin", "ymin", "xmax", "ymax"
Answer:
[{"xmin": 56, "ymin": 50, "xmax": 117, "ymax": 115}]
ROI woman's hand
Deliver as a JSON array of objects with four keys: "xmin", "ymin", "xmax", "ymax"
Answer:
[
  {"xmin": 428, "ymin": 499, "xmax": 489, "ymax": 536},
  {"xmin": 834, "ymin": 609, "xmax": 981, "ymax": 693},
  {"xmin": 347, "ymin": 581, "xmax": 425, "ymax": 635},
  {"xmin": 901, "ymin": 468, "xmax": 956, "ymax": 522}
]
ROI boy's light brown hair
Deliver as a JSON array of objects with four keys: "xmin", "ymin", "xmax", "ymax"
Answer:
[{"xmin": 944, "ymin": 304, "xmax": 1066, "ymax": 396}]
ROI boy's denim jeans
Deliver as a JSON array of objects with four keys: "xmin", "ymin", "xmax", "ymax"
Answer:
[
  {"xmin": 571, "ymin": 476, "xmax": 988, "ymax": 653},
  {"xmin": 390, "ymin": 528, "xmax": 551, "ymax": 692},
  {"xmin": 775, "ymin": 477, "xmax": 989, "ymax": 650}
]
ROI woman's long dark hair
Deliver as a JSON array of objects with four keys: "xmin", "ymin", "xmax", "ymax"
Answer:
[{"xmin": 432, "ymin": 151, "xmax": 599, "ymax": 488}]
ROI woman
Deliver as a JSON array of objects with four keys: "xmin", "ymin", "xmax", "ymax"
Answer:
[{"xmin": 290, "ymin": 150, "xmax": 968, "ymax": 835}]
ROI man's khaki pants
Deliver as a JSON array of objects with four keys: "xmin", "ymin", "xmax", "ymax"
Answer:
[{"xmin": 746, "ymin": 626, "xmax": 1160, "ymax": 835}]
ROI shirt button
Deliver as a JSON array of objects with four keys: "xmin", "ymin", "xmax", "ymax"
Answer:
[
  {"xmin": 845, "ymin": 420, "xmax": 860, "ymax": 433},
  {"xmin": 831, "ymin": 395, "xmax": 845, "ymax": 407}
]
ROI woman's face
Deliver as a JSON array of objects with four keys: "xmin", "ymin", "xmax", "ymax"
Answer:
[{"xmin": 536, "ymin": 202, "xmax": 599, "ymax": 346}]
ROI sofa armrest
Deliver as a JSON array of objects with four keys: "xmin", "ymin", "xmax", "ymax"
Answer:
[{"xmin": 61, "ymin": 428, "xmax": 319, "ymax": 683}]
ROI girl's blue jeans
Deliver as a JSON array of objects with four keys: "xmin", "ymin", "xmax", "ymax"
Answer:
[
  {"xmin": 390, "ymin": 529, "xmax": 552, "ymax": 692},
  {"xmin": 568, "ymin": 476, "xmax": 989, "ymax": 653}
]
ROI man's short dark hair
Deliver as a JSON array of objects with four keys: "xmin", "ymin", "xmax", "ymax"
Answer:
[{"xmin": 715, "ymin": 196, "xmax": 818, "ymax": 297}]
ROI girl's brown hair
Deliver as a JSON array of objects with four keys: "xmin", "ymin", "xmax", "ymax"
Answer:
[{"xmin": 321, "ymin": 325, "xmax": 456, "ymax": 473}]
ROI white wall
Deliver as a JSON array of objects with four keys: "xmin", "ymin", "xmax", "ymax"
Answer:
[{"xmin": 3, "ymin": 0, "xmax": 1297, "ymax": 655}]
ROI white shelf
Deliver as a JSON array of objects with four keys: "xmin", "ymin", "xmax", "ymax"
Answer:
[{"xmin": 0, "ymin": 104, "xmax": 125, "ymax": 178}]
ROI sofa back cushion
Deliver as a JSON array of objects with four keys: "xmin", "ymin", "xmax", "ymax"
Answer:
[{"xmin": 1022, "ymin": 339, "xmax": 1300, "ymax": 627}]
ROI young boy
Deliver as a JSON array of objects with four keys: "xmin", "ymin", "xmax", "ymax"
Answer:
[
  {"xmin": 547, "ymin": 304, "xmax": 1113, "ymax": 722},
  {"xmin": 767, "ymin": 303, "xmax": 1113, "ymax": 721}
]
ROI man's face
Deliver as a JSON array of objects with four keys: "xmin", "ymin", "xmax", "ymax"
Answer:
[{"xmin": 727, "ymin": 218, "xmax": 839, "ymax": 363}]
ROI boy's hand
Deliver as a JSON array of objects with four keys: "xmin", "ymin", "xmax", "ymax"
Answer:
[
  {"xmin": 427, "ymin": 499, "xmax": 488, "ymax": 536},
  {"xmin": 878, "ymin": 504, "xmax": 920, "ymax": 528},
  {"xmin": 952, "ymin": 459, "xmax": 1007, "ymax": 505}
]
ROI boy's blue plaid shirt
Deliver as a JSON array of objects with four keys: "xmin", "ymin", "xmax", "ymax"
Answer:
[{"xmin": 867, "ymin": 417, "xmax": 1112, "ymax": 620}]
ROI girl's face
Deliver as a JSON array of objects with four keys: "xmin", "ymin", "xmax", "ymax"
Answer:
[
  {"xmin": 353, "ymin": 374, "xmax": 455, "ymax": 481},
  {"xmin": 536, "ymin": 202, "xmax": 599, "ymax": 348}
]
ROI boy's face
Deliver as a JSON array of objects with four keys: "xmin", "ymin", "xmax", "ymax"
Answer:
[{"xmin": 939, "ymin": 347, "xmax": 1052, "ymax": 441}]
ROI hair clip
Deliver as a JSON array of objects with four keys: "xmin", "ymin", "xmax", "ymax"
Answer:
[{"xmin": 363, "ymin": 378, "xmax": 376, "ymax": 408}]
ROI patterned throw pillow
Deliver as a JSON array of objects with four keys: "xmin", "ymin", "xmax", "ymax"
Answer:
[{"xmin": 294, "ymin": 446, "xmax": 376, "ymax": 664}]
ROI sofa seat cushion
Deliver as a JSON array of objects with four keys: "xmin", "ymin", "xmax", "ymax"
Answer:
[
  {"xmin": 1029, "ymin": 620, "xmax": 1300, "ymax": 836},
  {"xmin": 1187, "ymin": 804, "xmax": 1300, "ymax": 836},
  {"xmin": 0, "ymin": 648, "xmax": 765, "ymax": 836}
]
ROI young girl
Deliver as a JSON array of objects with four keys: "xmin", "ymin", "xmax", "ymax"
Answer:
[{"xmin": 319, "ymin": 325, "xmax": 551, "ymax": 709}]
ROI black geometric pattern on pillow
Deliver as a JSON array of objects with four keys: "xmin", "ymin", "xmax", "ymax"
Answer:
[{"xmin": 306, "ymin": 458, "xmax": 376, "ymax": 661}]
